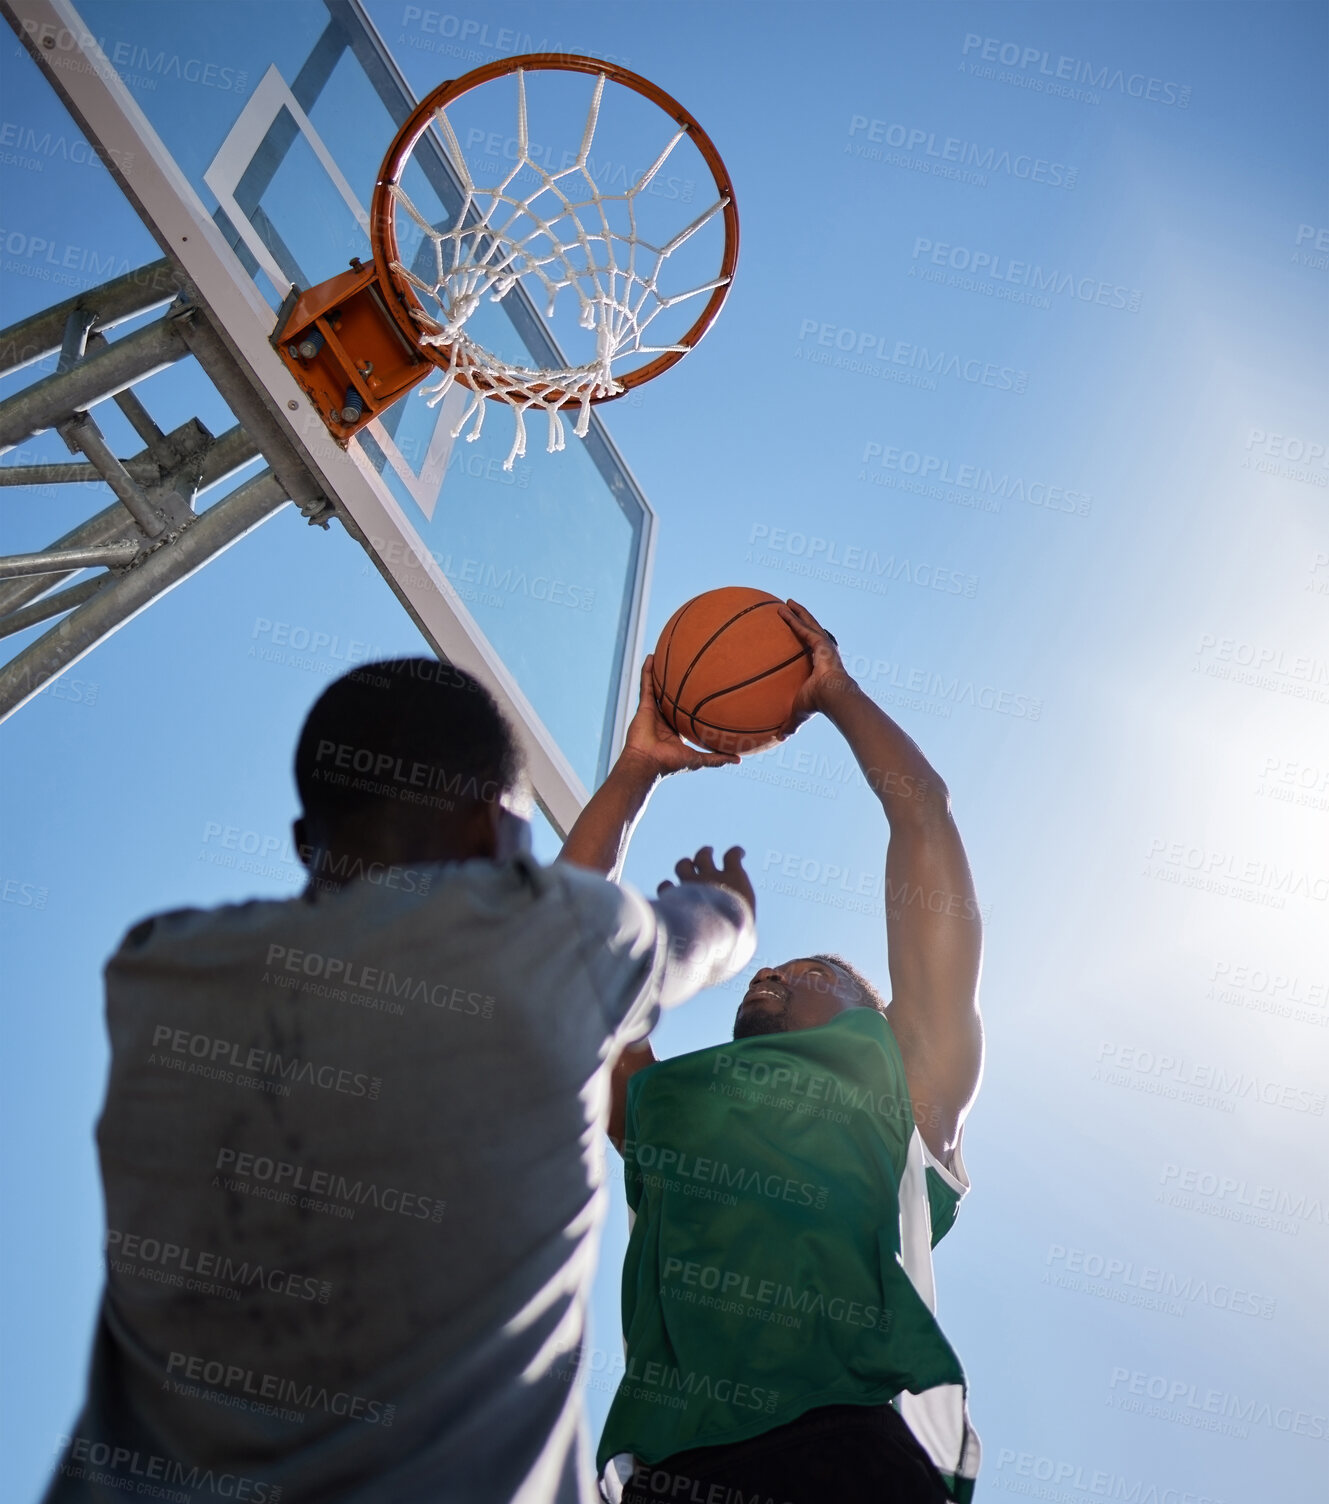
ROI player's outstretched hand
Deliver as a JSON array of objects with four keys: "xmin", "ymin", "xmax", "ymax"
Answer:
[
  {"xmin": 777, "ymin": 599, "xmax": 853, "ymax": 736},
  {"xmin": 621, "ymin": 656, "xmax": 740, "ymax": 776},
  {"xmin": 657, "ymin": 845, "xmax": 755, "ymax": 919}
]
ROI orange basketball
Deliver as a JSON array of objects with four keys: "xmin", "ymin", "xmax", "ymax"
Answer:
[{"xmin": 651, "ymin": 587, "xmax": 811, "ymax": 755}]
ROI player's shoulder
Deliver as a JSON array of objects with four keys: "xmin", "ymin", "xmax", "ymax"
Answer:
[
  {"xmin": 547, "ymin": 859, "xmax": 653, "ymax": 927},
  {"xmin": 108, "ymin": 896, "xmax": 290, "ymax": 960}
]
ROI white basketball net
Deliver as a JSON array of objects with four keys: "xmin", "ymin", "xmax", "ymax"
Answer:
[{"xmin": 386, "ymin": 70, "xmax": 731, "ymax": 469}]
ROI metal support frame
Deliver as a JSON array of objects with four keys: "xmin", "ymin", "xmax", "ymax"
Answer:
[
  {"xmin": 0, "ymin": 313, "xmax": 187, "ymax": 452},
  {"xmin": 0, "ymin": 543, "xmax": 139, "ymax": 579},
  {"xmin": 0, "ymin": 255, "xmax": 293, "ymax": 709},
  {"xmin": 0, "ymin": 422, "xmax": 257, "ymax": 493},
  {"xmin": 0, "ymin": 423, "xmax": 259, "ymax": 622},
  {"xmin": 0, "ymin": 256, "xmax": 177, "ymax": 377},
  {"xmin": 0, "ymin": 577, "xmax": 105, "ymax": 640},
  {"xmin": 58, "ymin": 412, "xmax": 170, "ymax": 538},
  {"xmin": 0, "ymin": 470, "xmax": 290, "ymax": 719},
  {"xmin": 169, "ymin": 309, "xmax": 332, "ymax": 525}
]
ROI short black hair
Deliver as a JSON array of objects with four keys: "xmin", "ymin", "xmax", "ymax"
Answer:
[
  {"xmin": 811, "ymin": 952, "xmax": 888, "ymax": 1014},
  {"xmin": 294, "ymin": 658, "xmax": 522, "ymax": 824}
]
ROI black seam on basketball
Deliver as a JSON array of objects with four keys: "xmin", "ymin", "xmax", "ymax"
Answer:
[
  {"xmin": 658, "ymin": 597, "xmax": 702, "ymax": 735},
  {"xmin": 687, "ymin": 711, "xmax": 788, "ymax": 734},
  {"xmin": 687, "ymin": 649, "xmax": 808, "ymax": 720},
  {"xmin": 671, "ymin": 599, "xmax": 783, "ymax": 715},
  {"xmin": 656, "ymin": 601, "xmax": 697, "ymax": 736},
  {"xmin": 657, "ymin": 604, "xmax": 687, "ymax": 705},
  {"xmin": 655, "ymin": 613, "xmax": 681, "ymax": 733},
  {"xmin": 653, "ymin": 688, "xmax": 785, "ymax": 742}
]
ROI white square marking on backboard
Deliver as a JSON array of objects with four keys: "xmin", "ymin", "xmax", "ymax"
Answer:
[
  {"xmin": 205, "ymin": 64, "xmax": 458, "ymax": 523},
  {"xmin": 203, "ymin": 65, "xmax": 368, "ymax": 301}
]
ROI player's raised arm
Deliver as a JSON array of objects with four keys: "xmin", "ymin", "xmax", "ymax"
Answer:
[
  {"xmin": 559, "ymin": 656, "xmax": 738, "ymax": 879},
  {"xmin": 778, "ymin": 601, "xmax": 984, "ymax": 1161},
  {"xmin": 558, "ymin": 658, "xmax": 748, "ymax": 1149}
]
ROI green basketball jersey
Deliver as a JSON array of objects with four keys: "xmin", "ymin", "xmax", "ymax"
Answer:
[{"xmin": 596, "ymin": 1007, "xmax": 980, "ymax": 1502}]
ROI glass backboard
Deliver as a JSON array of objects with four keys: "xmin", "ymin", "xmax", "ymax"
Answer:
[{"xmin": 9, "ymin": 0, "xmax": 657, "ymax": 829}]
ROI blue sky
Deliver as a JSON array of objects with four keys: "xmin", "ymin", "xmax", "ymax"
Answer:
[{"xmin": 2, "ymin": 2, "xmax": 1326, "ymax": 1498}]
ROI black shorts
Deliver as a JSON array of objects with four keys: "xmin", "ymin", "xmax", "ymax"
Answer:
[{"xmin": 617, "ymin": 1402, "xmax": 950, "ymax": 1504}]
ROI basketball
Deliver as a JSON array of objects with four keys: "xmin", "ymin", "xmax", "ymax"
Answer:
[{"xmin": 651, "ymin": 587, "xmax": 812, "ymax": 755}]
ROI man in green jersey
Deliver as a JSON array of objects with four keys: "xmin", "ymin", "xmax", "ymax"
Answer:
[{"xmin": 585, "ymin": 601, "xmax": 985, "ymax": 1504}]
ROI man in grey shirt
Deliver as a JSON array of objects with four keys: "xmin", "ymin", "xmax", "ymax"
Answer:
[{"xmin": 45, "ymin": 655, "xmax": 754, "ymax": 1504}]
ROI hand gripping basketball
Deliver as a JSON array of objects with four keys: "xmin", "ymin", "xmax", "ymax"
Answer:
[
  {"xmin": 622, "ymin": 658, "xmax": 740, "ymax": 776},
  {"xmin": 775, "ymin": 599, "xmax": 851, "ymax": 736}
]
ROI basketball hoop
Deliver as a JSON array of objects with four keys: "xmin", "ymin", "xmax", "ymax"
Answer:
[{"xmin": 368, "ymin": 55, "xmax": 740, "ymax": 468}]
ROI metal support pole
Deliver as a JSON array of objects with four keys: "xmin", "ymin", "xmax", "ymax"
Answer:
[
  {"xmin": 0, "ymin": 461, "xmax": 106, "ymax": 486},
  {"xmin": 58, "ymin": 411, "xmax": 168, "ymax": 539},
  {"xmin": 0, "ymin": 469, "xmax": 290, "ymax": 720},
  {"xmin": 170, "ymin": 310, "xmax": 333, "ymax": 525},
  {"xmin": 0, "ymin": 257, "xmax": 177, "ymax": 378},
  {"xmin": 0, "ymin": 424, "xmax": 260, "ymax": 618},
  {"xmin": 0, "ymin": 314, "xmax": 186, "ymax": 453},
  {"xmin": 0, "ymin": 422, "xmax": 256, "ymax": 488},
  {"xmin": 0, "ymin": 542, "xmax": 139, "ymax": 579},
  {"xmin": 0, "ymin": 507, "xmax": 138, "ymax": 618},
  {"xmin": 110, "ymin": 384, "xmax": 170, "ymax": 455},
  {"xmin": 57, "ymin": 307, "xmax": 99, "ymax": 373},
  {"xmin": 79, "ymin": 329, "xmax": 173, "ymax": 455},
  {"xmin": 0, "ymin": 576, "xmax": 105, "ymax": 639}
]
